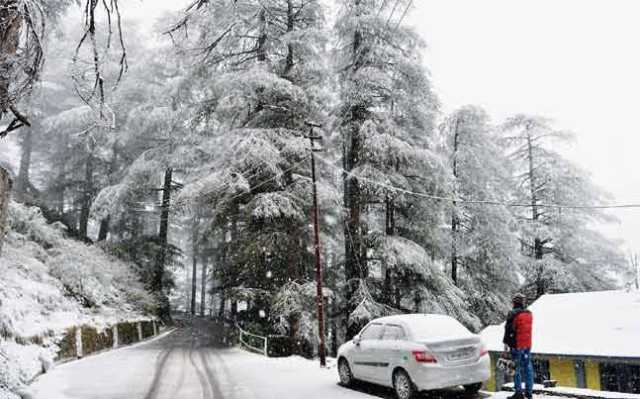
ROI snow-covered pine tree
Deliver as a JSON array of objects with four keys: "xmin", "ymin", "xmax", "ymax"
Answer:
[
  {"xmin": 334, "ymin": 0, "xmax": 479, "ymax": 333},
  {"xmin": 441, "ymin": 106, "xmax": 521, "ymax": 323},
  {"xmin": 503, "ymin": 114, "xmax": 624, "ymax": 298},
  {"xmin": 172, "ymin": 0, "xmax": 332, "ymax": 330}
]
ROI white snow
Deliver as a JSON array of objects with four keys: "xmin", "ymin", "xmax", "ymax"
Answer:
[
  {"xmin": 24, "ymin": 331, "xmax": 378, "ymax": 399},
  {"xmin": 0, "ymin": 202, "xmax": 156, "ymax": 398},
  {"xmin": 481, "ymin": 290, "xmax": 640, "ymax": 358},
  {"xmin": 23, "ymin": 328, "xmax": 522, "ymax": 399},
  {"xmin": 502, "ymin": 383, "xmax": 640, "ymax": 399}
]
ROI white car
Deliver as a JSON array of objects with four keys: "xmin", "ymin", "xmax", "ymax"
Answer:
[{"xmin": 337, "ymin": 314, "xmax": 490, "ymax": 399}]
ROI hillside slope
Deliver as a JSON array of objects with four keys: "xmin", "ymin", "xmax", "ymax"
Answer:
[{"xmin": 0, "ymin": 202, "xmax": 156, "ymax": 399}]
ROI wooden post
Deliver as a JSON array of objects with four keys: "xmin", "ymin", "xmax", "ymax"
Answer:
[
  {"xmin": 0, "ymin": 167, "xmax": 12, "ymax": 255},
  {"xmin": 113, "ymin": 324, "xmax": 119, "ymax": 348},
  {"xmin": 153, "ymin": 320, "xmax": 158, "ymax": 336},
  {"xmin": 263, "ymin": 336, "xmax": 268, "ymax": 357},
  {"xmin": 75, "ymin": 327, "xmax": 83, "ymax": 358},
  {"xmin": 137, "ymin": 322, "xmax": 143, "ymax": 342}
]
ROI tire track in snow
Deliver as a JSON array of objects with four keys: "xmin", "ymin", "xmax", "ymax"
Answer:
[
  {"xmin": 199, "ymin": 348, "xmax": 227, "ymax": 399},
  {"xmin": 143, "ymin": 344, "xmax": 176, "ymax": 399},
  {"xmin": 167, "ymin": 345, "xmax": 188, "ymax": 399},
  {"xmin": 188, "ymin": 339, "xmax": 212, "ymax": 399}
]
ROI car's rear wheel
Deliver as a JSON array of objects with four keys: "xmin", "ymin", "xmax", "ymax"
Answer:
[
  {"xmin": 338, "ymin": 358, "xmax": 354, "ymax": 386},
  {"xmin": 464, "ymin": 383, "xmax": 483, "ymax": 395},
  {"xmin": 393, "ymin": 369, "xmax": 416, "ymax": 399}
]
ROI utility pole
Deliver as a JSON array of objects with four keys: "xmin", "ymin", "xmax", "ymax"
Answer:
[
  {"xmin": 155, "ymin": 167, "xmax": 174, "ymax": 322},
  {"xmin": 637, "ymin": 257, "xmax": 640, "ymax": 290},
  {"xmin": 451, "ymin": 116, "xmax": 460, "ymax": 286},
  {"xmin": 307, "ymin": 121, "xmax": 326, "ymax": 367}
]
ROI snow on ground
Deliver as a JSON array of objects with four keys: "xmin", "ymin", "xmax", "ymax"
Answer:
[
  {"xmin": 23, "ymin": 321, "xmax": 558, "ymax": 399},
  {"xmin": 25, "ymin": 329, "xmax": 380, "ymax": 399},
  {"xmin": 0, "ymin": 202, "xmax": 155, "ymax": 398},
  {"xmin": 502, "ymin": 383, "xmax": 640, "ymax": 399}
]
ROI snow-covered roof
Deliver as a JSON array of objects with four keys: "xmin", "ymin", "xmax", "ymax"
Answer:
[{"xmin": 481, "ymin": 290, "xmax": 640, "ymax": 358}]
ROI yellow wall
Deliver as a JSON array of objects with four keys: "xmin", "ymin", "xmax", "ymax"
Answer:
[
  {"xmin": 550, "ymin": 358, "xmax": 577, "ymax": 387},
  {"xmin": 485, "ymin": 355, "xmax": 497, "ymax": 391},
  {"xmin": 585, "ymin": 361, "xmax": 601, "ymax": 390}
]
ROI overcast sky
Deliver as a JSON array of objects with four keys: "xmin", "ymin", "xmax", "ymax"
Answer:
[{"xmin": 115, "ymin": 1, "xmax": 640, "ymax": 253}]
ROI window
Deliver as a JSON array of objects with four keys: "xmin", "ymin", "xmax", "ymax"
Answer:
[
  {"xmin": 600, "ymin": 363, "xmax": 640, "ymax": 394},
  {"xmin": 382, "ymin": 325, "xmax": 405, "ymax": 340},
  {"xmin": 360, "ymin": 323, "xmax": 384, "ymax": 340}
]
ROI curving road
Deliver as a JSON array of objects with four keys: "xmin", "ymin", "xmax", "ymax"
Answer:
[
  {"xmin": 24, "ymin": 319, "xmax": 378, "ymax": 399},
  {"xmin": 25, "ymin": 319, "xmax": 498, "ymax": 399}
]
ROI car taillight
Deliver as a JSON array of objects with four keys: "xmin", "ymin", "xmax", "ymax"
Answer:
[{"xmin": 412, "ymin": 350, "xmax": 437, "ymax": 363}]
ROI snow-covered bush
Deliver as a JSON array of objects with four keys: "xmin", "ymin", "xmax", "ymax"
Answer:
[
  {"xmin": 272, "ymin": 281, "xmax": 333, "ymax": 357},
  {"xmin": 0, "ymin": 201, "xmax": 157, "ymax": 396}
]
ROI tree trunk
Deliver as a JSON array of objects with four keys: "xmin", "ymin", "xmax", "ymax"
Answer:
[
  {"xmin": 155, "ymin": 167, "xmax": 173, "ymax": 321},
  {"xmin": 343, "ymin": 7, "xmax": 368, "ymax": 338},
  {"xmin": 15, "ymin": 126, "xmax": 32, "ymax": 202},
  {"xmin": 79, "ymin": 147, "xmax": 95, "ymax": 239},
  {"xmin": 527, "ymin": 131, "xmax": 546, "ymax": 297},
  {"xmin": 527, "ymin": 132, "xmax": 539, "ymax": 226},
  {"xmin": 191, "ymin": 223, "xmax": 198, "ymax": 316},
  {"xmin": 383, "ymin": 196, "xmax": 395, "ymax": 304},
  {"xmin": 0, "ymin": 167, "xmax": 12, "ymax": 255},
  {"xmin": 97, "ymin": 144, "xmax": 118, "ymax": 242},
  {"xmin": 0, "ymin": 1, "xmax": 21, "ymax": 121},
  {"xmin": 200, "ymin": 254, "xmax": 207, "ymax": 317},
  {"xmin": 283, "ymin": 0, "xmax": 295, "ymax": 76},
  {"xmin": 218, "ymin": 224, "xmax": 227, "ymax": 319},
  {"xmin": 257, "ymin": 9, "xmax": 267, "ymax": 63}
]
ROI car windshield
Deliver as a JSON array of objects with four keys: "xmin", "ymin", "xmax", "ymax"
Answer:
[{"xmin": 407, "ymin": 317, "xmax": 471, "ymax": 341}]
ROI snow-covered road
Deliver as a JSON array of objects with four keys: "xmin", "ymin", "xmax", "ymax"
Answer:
[{"xmin": 24, "ymin": 319, "xmax": 504, "ymax": 399}]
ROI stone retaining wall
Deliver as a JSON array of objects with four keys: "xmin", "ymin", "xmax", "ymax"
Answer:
[{"xmin": 56, "ymin": 320, "xmax": 160, "ymax": 361}]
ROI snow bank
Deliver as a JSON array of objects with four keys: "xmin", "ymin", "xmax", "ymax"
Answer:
[
  {"xmin": 0, "ymin": 202, "xmax": 156, "ymax": 397},
  {"xmin": 502, "ymin": 383, "xmax": 640, "ymax": 399}
]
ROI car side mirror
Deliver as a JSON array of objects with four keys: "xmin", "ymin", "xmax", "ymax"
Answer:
[{"xmin": 353, "ymin": 335, "xmax": 361, "ymax": 346}]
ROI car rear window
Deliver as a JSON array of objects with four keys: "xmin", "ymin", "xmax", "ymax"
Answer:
[
  {"xmin": 382, "ymin": 325, "xmax": 405, "ymax": 340},
  {"xmin": 407, "ymin": 317, "xmax": 470, "ymax": 340}
]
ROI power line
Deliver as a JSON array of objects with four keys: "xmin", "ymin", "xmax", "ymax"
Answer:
[{"xmin": 314, "ymin": 155, "xmax": 640, "ymax": 210}]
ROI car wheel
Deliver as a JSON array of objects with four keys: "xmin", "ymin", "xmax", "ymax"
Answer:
[
  {"xmin": 393, "ymin": 369, "xmax": 416, "ymax": 399},
  {"xmin": 463, "ymin": 383, "xmax": 483, "ymax": 395},
  {"xmin": 338, "ymin": 358, "xmax": 354, "ymax": 386}
]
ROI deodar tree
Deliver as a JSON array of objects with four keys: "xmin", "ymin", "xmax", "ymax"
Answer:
[
  {"xmin": 335, "ymin": 0, "xmax": 479, "ymax": 334},
  {"xmin": 441, "ymin": 106, "xmax": 521, "ymax": 323},
  {"xmin": 171, "ymin": 0, "xmax": 331, "ymax": 333},
  {"xmin": 503, "ymin": 114, "xmax": 621, "ymax": 298}
]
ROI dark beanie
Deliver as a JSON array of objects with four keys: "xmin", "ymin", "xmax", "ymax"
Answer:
[{"xmin": 512, "ymin": 293, "xmax": 526, "ymax": 307}]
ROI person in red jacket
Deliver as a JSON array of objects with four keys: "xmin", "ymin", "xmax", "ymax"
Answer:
[{"xmin": 503, "ymin": 293, "xmax": 534, "ymax": 399}]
